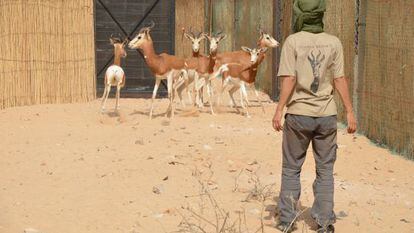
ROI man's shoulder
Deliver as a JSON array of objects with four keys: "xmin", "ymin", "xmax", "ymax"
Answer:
[
  {"xmin": 320, "ymin": 33, "xmax": 342, "ymax": 44},
  {"xmin": 285, "ymin": 32, "xmax": 301, "ymax": 41}
]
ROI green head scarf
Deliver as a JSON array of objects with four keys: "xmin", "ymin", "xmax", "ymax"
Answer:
[{"xmin": 293, "ymin": 0, "xmax": 326, "ymax": 33}]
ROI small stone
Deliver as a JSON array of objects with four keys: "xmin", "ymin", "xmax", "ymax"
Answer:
[
  {"xmin": 203, "ymin": 144, "xmax": 212, "ymax": 150},
  {"xmin": 161, "ymin": 121, "xmax": 170, "ymax": 126},
  {"xmin": 400, "ymin": 218, "xmax": 410, "ymax": 223},
  {"xmin": 168, "ymin": 161, "xmax": 184, "ymax": 165},
  {"xmin": 337, "ymin": 211, "xmax": 348, "ymax": 218},
  {"xmin": 249, "ymin": 208, "xmax": 261, "ymax": 215},
  {"xmin": 152, "ymin": 213, "xmax": 164, "ymax": 219},
  {"xmin": 152, "ymin": 185, "xmax": 163, "ymax": 194},
  {"xmin": 24, "ymin": 229, "xmax": 41, "ymax": 233},
  {"xmin": 247, "ymin": 160, "xmax": 258, "ymax": 165},
  {"xmin": 135, "ymin": 139, "xmax": 144, "ymax": 145}
]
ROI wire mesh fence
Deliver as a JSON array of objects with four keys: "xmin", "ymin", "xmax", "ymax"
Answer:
[{"xmin": 358, "ymin": 0, "xmax": 414, "ymax": 159}]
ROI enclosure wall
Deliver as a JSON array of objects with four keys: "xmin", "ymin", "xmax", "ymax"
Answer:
[
  {"xmin": 358, "ymin": 0, "xmax": 414, "ymax": 159},
  {"xmin": 0, "ymin": 0, "xmax": 96, "ymax": 109}
]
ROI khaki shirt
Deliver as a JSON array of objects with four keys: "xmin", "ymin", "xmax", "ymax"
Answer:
[{"xmin": 277, "ymin": 31, "xmax": 345, "ymax": 117}]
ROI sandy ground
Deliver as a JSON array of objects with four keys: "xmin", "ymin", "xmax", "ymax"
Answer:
[{"xmin": 1, "ymin": 94, "xmax": 414, "ymax": 233}]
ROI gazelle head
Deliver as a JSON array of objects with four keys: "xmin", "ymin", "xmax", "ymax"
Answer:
[
  {"xmin": 307, "ymin": 50, "xmax": 326, "ymax": 77},
  {"xmin": 258, "ymin": 28, "xmax": 279, "ymax": 48},
  {"xmin": 241, "ymin": 46, "xmax": 268, "ymax": 64},
  {"xmin": 184, "ymin": 28, "xmax": 205, "ymax": 53},
  {"xmin": 128, "ymin": 21, "xmax": 155, "ymax": 49},
  {"xmin": 110, "ymin": 34, "xmax": 127, "ymax": 58},
  {"xmin": 205, "ymin": 31, "xmax": 227, "ymax": 53}
]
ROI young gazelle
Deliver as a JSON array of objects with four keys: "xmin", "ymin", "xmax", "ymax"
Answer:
[
  {"xmin": 100, "ymin": 35, "xmax": 127, "ymax": 113},
  {"xmin": 214, "ymin": 29, "xmax": 279, "ymax": 112},
  {"xmin": 215, "ymin": 46, "xmax": 268, "ymax": 117},
  {"xmin": 128, "ymin": 21, "xmax": 187, "ymax": 119}
]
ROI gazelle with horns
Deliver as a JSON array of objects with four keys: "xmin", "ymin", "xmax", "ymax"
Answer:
[
  {"xmin": 100, "ymin": 34, "xmax": 127, "ymax": 113},
  {"xmin": 214, "ymin": 27, "xmax": 279, "ymax": 112},
  {"xmin": 192, "ymin": 31, "xmax": 226, "ymax": 114},
  {"xmin": 179, "ymin": 29, "xmax": 226, "ymax": 113},
  {"xmin": 128, "ymin": 21, "xmax": 187, "ymax": 119},
  {"xmin": 175, "ymin": 28, "xmax": 206, "ymax": 106},
  {"xmin": 215, "ymin": 46, "xmax": 268, "ymax": 117}
]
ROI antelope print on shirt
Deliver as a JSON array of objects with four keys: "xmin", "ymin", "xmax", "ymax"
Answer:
[{"xmin": 307, "ymin": 50, "xmax": 325, "ymax": 93}]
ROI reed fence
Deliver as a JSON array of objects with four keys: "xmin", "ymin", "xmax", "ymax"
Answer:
[{"xmin": 0, "ymin": 0, "xmax": 95, "ymax": 109}]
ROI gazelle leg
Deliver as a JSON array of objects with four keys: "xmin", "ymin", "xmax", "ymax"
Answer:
[
  {"xmin": 195, "ymin": 74, "xmax": 205, "ymax": 108},
  {"xmin": 186, "ymin": 71, "xmax": 194, "ymax": 105},
  {"xmin": 150, "ymin": 78, "xmax": 161, "ymax": 119},
  {"xmin": 181, "ymin": 69, "xmax": 190, "ymax": 107},
  {"xmin": 115, "ymin": 84, "xmax": 121, "ymax": 111},
  {"xmin": 240, "ymin": 83, "xmax": 250, "ymax": 118},
  {"xmin": 218, "ymin": 76, "xmax": 230, "ymax": 108},
  {"xmin": 101, "ymin": 84, "xmax": 111, "ymax": 113},
  {"xmin": 100, "ymin": 84, "xmax": 109, "ymax": 112},
  {"xmin": 206, "ymin": 80, "xmax": 215, "ymax": 115},
  {"xmin": 166, "ymin": 73, "xmax": 174, "ymax": 118},
  {"xmin": 186, "ymin": 78, "xmax": 193, "ymax": 105},
  {"xmin": 228, "ymin": 86, "xmax": 240, "ymax": 113},
  {"xmin": 174, "ymin": 74, "xmax": 186, "ymax": 108},
  {"xmin": 192, "ymin": 72, "xmax": 199, "ymax": 107}
]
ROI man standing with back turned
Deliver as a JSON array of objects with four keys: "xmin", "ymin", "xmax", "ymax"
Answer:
[{"xmin": 273, "ymin": 0, "xmax": 357, "ymax": 232}]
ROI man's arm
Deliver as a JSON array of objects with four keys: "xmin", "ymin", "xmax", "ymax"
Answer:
[
  {"xmin": 334, "ymin": 76, "xmax": 357, "ymax": 133},
  {"xmin": 273, "ymin": 76, "xmax": 296, "ymax": 131}
]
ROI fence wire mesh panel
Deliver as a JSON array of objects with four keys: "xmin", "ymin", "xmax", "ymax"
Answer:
[
  {"xmin": 324, "ymin": 0, "xmax": 356, "ymax": 122},
  {"xmin": 0, "ymin": 0, "xmax": 96, "ymax": 109},
  {"xmin": 359, "ymin": 0, "xmax": 414, "ymax": 159}
]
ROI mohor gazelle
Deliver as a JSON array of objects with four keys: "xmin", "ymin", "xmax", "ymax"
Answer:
[
  {"xmin": 214, "ymin": 46, "xmax": 268, "ymax": 118},
  {"xmin": 100, "ymin": 35, "xmax": 128, "ymax": 113},
  {"xmin": 175, "ymin": 28, "xmax": 206, "ymax": 107},
  {"xmin": 214, "ymin": 27, "xmax": 279, "ymax": 113},
  {"xmin": 128, "ymin": 21, "xmax": 188, "ymax": 119},
  {"xmin": 192, "ymin": 31, "xmax": 226, "ymax": 115}
]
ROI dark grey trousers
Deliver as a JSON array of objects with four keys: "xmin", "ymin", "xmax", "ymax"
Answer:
[{"xmin": 278, "ymin": 114, "xmax": 337, "ymax": 227}]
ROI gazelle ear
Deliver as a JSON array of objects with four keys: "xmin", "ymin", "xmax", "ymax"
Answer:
[
  {"xmin": 241, "ymin": 46, "xmax": 251, "ymax": 53},
  {"xmin": 219, "ymin": 34, "xmax": 227, "ymax": 41},
  {"xmin": 200, "ymin": 33, "xmax": 208, "ymax": 40},
  {"xmin": 204, "ymin": 34, "xmax": 212, "ymax": 41},
  {"xmin": 109, "ymin": 38, "xmax": 115, "ymax": 45},
  {"xmin": 259, "ymin": 47, "xmax": 268, "ymax": 53},
  {"xmin": 184, "ymin": 33, "xmax": 193, "ymax": 40},
  {"xmin": 122, "ymin": 39, "xmax": 129, "ymax": 47},
  {"xmin": 144, "ymin": 30, "xmax": 152, "ymax": 40}
]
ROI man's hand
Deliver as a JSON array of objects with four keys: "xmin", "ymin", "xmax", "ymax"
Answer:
[
  {"xmin": 273, "ymin": 109, "xmax": 284, "ymax": 131},
  {"xmin": 334, "ymin": 77, "xmax": 357, "ymax": 134},
  {"xmin": 272, "ymin": 76, "xmax": 296, "ymax": 132},
  {"xmin": 347, "ymin": 111, "xmax": 357, "ymax": 134}
]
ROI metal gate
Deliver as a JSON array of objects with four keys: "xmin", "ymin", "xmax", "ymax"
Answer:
[{"xmin": 95, "ymin": 0, "xmax": 175, "ymax": 97}]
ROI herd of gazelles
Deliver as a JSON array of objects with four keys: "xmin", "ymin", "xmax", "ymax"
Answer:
[{"xmin": 101, "ymin": 21, "xmax": 280, "ymax": 119}]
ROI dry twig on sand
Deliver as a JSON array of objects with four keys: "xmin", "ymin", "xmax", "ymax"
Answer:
[{"xmin": 176, "ymin": 168, "xmax": 272, "ymax": 233}]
